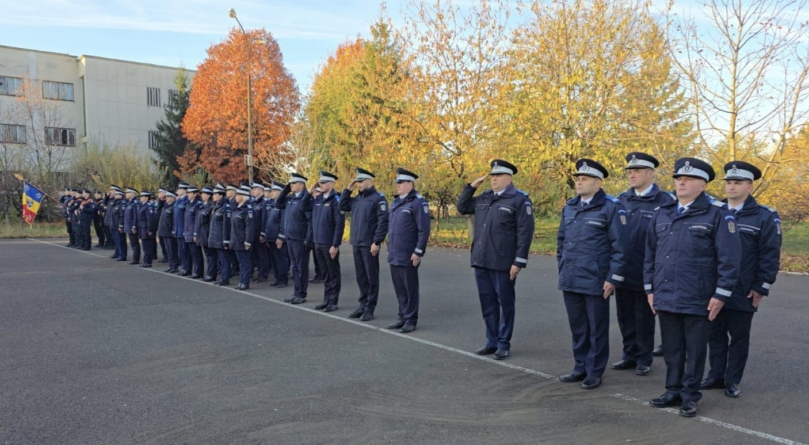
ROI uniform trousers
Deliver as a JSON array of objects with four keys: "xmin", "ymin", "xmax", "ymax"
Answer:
[
  {"xmin": 708, "ymin": 309, "xmax": 755, "ymax": 385},
  {"xmin": 563, "ymin": 291, "xmax": 610, "ymax": 378},
  {"xmin": 474, "ymin": 267, "xmax": 516, "ymax": 351},
  {"xmin": 287, "ymin": 239, "xmax": 310, "ymax": 299},
  {"xmin": 391, "ymin": 264, "xmax": 419, "ymax": 325},
  {"xmin": 658, "ymin": 310, "xmax": 711, "ymax": 402},
  {"xmin": 314, "ymin": 244, "xmax": 341, "ymax": 305},
  {"xmin": 354, "ymin": 245, "xmax": 380, "ymax": 314},
  {"xmin": 615, "ymin": 288, "xmax": 656, "ymax": 366}
]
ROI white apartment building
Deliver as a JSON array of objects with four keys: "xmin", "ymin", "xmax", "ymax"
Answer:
[{"xmin": 0, "ymin": 45, "xmax": 194, "ymax": 160}]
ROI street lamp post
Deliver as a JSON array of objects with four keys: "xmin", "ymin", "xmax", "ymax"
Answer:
[{"xmin": 228, "ymin": 8, "xmax": 254, "ymax": 184}]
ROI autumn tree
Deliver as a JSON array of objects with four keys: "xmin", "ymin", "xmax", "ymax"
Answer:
[
  {"xmin": 663, "ymin": 0, "xmax": 809, "ymax": 195},
  {"xmin": 151, "ymin": 68, "xmax": 192, "ymax": 188},
  {"xmin": 181, "ymin": 28, "xmax": 300, "ymax": 183},
  {"xmin": 499, "ymin": 0, "xmax": 693, "ymax": 206}
]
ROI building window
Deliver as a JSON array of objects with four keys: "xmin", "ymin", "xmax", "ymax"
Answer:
[
  {"xmin": 44, "ymin": 127, "xmax": 76, "ymax": 146},
  {"xmin": 0, "ymin": 124, "xmax": 26, "ymax": 144},
  {"xmin": 42, "ymin": 81, "xmax": 74, "ymax": 101},
  {"xmin": 147, "ymin": 87, "xmax": 161, "ymax": 107},
  {"xmin": 0, "ymin": 76, "xmax": 23, "ymax": 96},
  {"xmin": 148, "ymin": 130, "xmax": 160, "ymax": 149},
  {"xmin": 168, "ymin": 89, "xmax": 180, "ymax": 108}
]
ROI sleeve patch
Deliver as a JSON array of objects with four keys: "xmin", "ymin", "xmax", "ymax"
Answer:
[{"xmin": 380, "ymin": 202, "xmax": 387, "ymax": 211}]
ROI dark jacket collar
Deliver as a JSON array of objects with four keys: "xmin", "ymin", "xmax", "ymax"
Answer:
[
  {"xmin": 361, "ymin": 186, "xmax": 378, "ymax": 197},
  {"xmin": 570, "ymin": 188, "xmax": 606, "ymax": 208},
  {"xmin": 623, "ymin": 183, "xmax": 663, "ymax": 200},
  {"xmin": 722, "ymin": 194, "xmax": 758, "ymax": 214}
]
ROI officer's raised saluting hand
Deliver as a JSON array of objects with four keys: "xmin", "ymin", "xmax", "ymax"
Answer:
[
  {"xmin": 348, "ymin": 180, "xmax": 359, "ymax": 192},
  {"xmin": 309, "ymin": 183, "xmax": 319, "ymax": 195},
  {"xmin": 707, "ymin": 297, "xmax": 725, "ymax": 321},
  {"xmin": 470, "ymin": 174, "xmax": 489, "ymax": 189}
]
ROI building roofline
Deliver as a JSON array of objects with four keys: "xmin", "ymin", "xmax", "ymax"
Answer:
[{"xmin": 0, "ymin": 44, "xmax": 195, "ymax": 73}]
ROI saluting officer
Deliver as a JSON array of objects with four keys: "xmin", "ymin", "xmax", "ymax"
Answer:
[
  {"xmin": 558, "ymin": 160, "xmax": 628, "ymax": 390},
  {"xmin": 195, "ymin": 186, "xmax": 218, "ymax": 282},
  {"xmin": 61, "ymin": 188, "xmax": 75, "ymax": 248},
  {"xmin": 340, "ymin": 168, "xmax": 390, "ymax": 321},
  {"xmin": 69, "ymin": 190, "xmax": 82, "ymax": 249},
  {"xmin": 157, "ymin": 187, "xmax": 169, "ymax": 263},
  {"xmin": 612, "ymin": 153, "xmax": 675, "ymax": 376},
  {"xmin": 310, "ymin": 184, "xmax": 326, "ymax": 284},
  {"xmin": 93, "ymin": 191, "xmax": 106, "ymax": 248},
  {"xmin": 78, "ymin": 189, "xmax": 96, "ymax": 251},
  {"xmin": 264, "ymin": 181, "xmax": 289, "ymax": 288},
  {"xmin": 158, "ymin": 191, "xmax": 179, "ymax": 273},
  {"xmin": 386, "ymin": 168, "xmax": 431, "ymax": 334},
  {"xmin": 456, "ymin": 159, "xmax": 535, "ymax": 360},
  {"xmin": 231, "ymin": 185, "xmax": 255, "ymax": 290},
  {"xmin": 276, "ymin": 173, "xmax": 313, "ymax": 304},
  {"xmin": 701, "ymin": 161, "xmax": 782, "ymax": 398},
  {"xmin": 105, "ymin": 186, "xmax": 121, "ymax": 258},
  {"xmin": 174, "ymin": 182, "xmax": 191, "ymax": 276},
  {"xmin": 310, "ymin": 171, "xmax": 345, "ymax": 312},
  {"xmin": 111, "ymin": 187, "xmax": 128, "ymax": 261},
  {"xmin": 184, "ymin": 185, "xmax": 204, "ymax": 279},
  {"xmin": 261, "ymin": 184, "xmax": 276, "ymax": 280},
  {"xmin": 209, "ymin": 183, "xmax": 233, "ymax": 286},
  {"xmin": 645, "ymin": 157, "xmax": 741, "ymax": 418},
  {"xmin": 137, "ymin": 191, "xmax": 159, "ymax": 268},
  {"xmin": 124, "ymin": 188, "xmax": 141, "ymax": 264}
]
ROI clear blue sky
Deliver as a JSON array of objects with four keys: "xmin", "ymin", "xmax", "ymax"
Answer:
[
  {"xmin": 0, "ymin": 0, "xmax": 413, "ymax": 92},
  {"xmin": 0, "ymin": 0, "xmax": 705, "ymax": 94}
]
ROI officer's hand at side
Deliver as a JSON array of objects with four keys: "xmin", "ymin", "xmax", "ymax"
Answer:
[
  {"xmin": 411, "ymin": 254, "xmax": 421, "ymax": 267},
  {"xmin": 509, "ymin": 265, "xmax": 520, "ymax": 281},
  {"xmin": 748, "ymin": 290, "xmax": 764, "ymax": 308},
  {"xmin": 193, "ymin": 236, "xmax": 197, "ymax": 243},
  {"xmin": 647, "ymin": 294, "xmax": 656, "ymax": 315},
  {"xmin": 370, "ymin": 243, "xmax": 380, "ymax": 256},
  {"xmin": 305, "ymin": 241, "xmax": 313, "ymax": 250},
  {"xmin": 470, "ymin": 174, "xmax": 489, "ymax": 189},
  {"xmin": 603, "ymin": 281, "xmax": 615, "ymax": 300},
  {"xmin": 276, "ymin": 239, "xmax": 283, "ymax": 249},
  {"xmin": 330, "ymin": 246, "xmax": 339, "ymax": 259},
  {"xmin": 259, "ymin": 235, "xmax": 265, "ymax": 243},
  {"xmin": 707, "ymin": 297, "xmax": 725, "ymax": 321},
  {"xmin": 245, "ymin": 242, "xmax": 251, "ymax": 251}
]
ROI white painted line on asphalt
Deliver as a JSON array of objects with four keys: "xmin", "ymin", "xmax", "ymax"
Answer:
[
  {"xmin": 612, "ymin": 394, "xmax": 807, "ymax": 445},
  {"xmin": 28, "ymin": 238, "xmax": 808, "ymax": 445}
]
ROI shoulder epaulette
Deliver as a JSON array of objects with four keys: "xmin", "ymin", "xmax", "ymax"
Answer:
[
  {"xmin": 607, "ymin": 195, "xmax": 620, "ymax": 203},
  {"xmin": 760, "ymin": 204, "xmax": 777, "ymax": 213},
  {"xmin": 566, "ymin": 197, "xmax": 578, "ymax": 205},
  {"xmin": 711, "ymin": 200, "xmax": 727, "ymax": 208},
  {"xmin": 666, "ymin": 192, "xmax": 676, "ymax": 200},
  {"xmin": 416, "ymin": 193, "xmax": 424, "ymax": 199},
  {"xmin": 516, "ymin": 189, "xmax": 529, "ymax": 197}
]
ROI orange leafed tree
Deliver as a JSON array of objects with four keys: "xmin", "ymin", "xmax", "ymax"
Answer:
[{"xmin": 180, "ymin": 28, "xmax": 300, "ymax": 182}]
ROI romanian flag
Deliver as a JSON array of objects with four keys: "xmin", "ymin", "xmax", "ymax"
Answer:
[{"xmin": 22, "ymin": 182, "xmax": 44, "ymax": 224}]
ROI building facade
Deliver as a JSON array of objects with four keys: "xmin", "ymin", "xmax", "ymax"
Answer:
[{"xmin": 0, "ymin": 45, "xmax": 193, "ymax": 163}]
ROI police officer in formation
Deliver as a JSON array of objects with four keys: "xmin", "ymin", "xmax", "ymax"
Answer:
[
  {"xmin": 340, "ymin": 168, "xmax": 390, "ymax": 322},
  {"xmin": 183, "ymin": 186, "xmax": 203, "ymax": 278},
  {"xmin": 250, "ymin": 182, "xmax": 271, "ymax": 283},
  {"xmin": 259, "ymin": 183, "xmax": 276, "ymax": 282},
  {"xmin": 110, "ymin": 187, "xmax": 128, "ymax": 261},
  {"xmin": 157, "ymin": 187, "xmax": 169, "ymax": 263},
  {"xmin": 645, "ymin": 157, "xmax": 741, "ymax": 417},
  {"xmin": 68, "ymin": 190, "xmax": 82, "ymax": 249},
  {"xmin": 612, "ymin": 153, "xmax": 675, "ymax": 376},
  {"xmin": 309, "ymin": 171, "xmax": 345, "ymax": 312},
  {"xmin": 104, "ymin": 186, "xmax": 119, "ymax": 257},
  {"xmin": 78, "ymin": 189, "xmax": 96, "ymax": 251},
  {"xmin": 456, "ymin": 160, "xmax": 535, "ymax": 361},
  {"xmin": 137, "ymin": 191, "xmax": 159, "ymax": 268},
  {"xmin": 386, "ymin": 168, "xmax": 431, "ymax": 333},
  {"xmin": 276, "ymin": 173, "xmax": 313, "ymax": 304},
  {"xmin": 174, "ymin": 182, "xmax": 191, "ymax": 276},
  {"xmin": 263, "ymin": 181, "xmax": 289, "ymax": 288},
  {"xmin": 124, "ymin": 188, "xmax": 141, "ymax": 265},
  {"xmin": 231, "ymin": 185, "xmax": 255, "ymax": 290},
  {"xmin": 158, "ymin": 191, "xmax": 178, "ymax": 273},
  {"xmin": 557, "ymin": 159, "xmax": 628, "ymax": 389},
  {"xmin": 93, "ymin": 190, "xmax": 107, "ymax": 248},
  {"xmin": 310, "ymin": 184, "xmax": 327, "ymax": 285},
  {"xmin": 701, "ymin": 161, "xmax": 782, "ymax": 398},
  {"xmin": 195, "ymin": 186, "xmax": 219, "ymax": 282},
  {"xmin": 209, "ymin": 184, "xmax": 232, "ymax": 286},
  {"xmin": 60, "ymin": 188, "xmax": 75, "ymax": 248}
]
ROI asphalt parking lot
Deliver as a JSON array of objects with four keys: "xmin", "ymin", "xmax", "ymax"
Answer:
[{"xmin": 1, "ymin": 238, "xmax": 807, "ymax": 444}]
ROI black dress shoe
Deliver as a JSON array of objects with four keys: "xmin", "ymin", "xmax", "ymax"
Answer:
[
  {"xmin": 110, "ymin": 254, "xmax": 117, "ymax": 259},
  {"xmin": 255, "ymin": 278, "xmax": 267, "ymax": 283},
  {"xmin": 611, "ymin": 360, "xmax": 637, "ymax": 370},
  {"xmin": 164, "ymin": 268, "xmax": 174, "ymax": 273},
  {"xmin": 179, "ymin": 271, "xmax": 191, "ymax": 277},
  {"xmin": 400, "ymin": 324, "xmax": 416, "ymax": 334},
  {"xmin": 169, "ymin": 269, "xmax": 179, "ymax": 274},
  {"xmin": 235, "ymin": 284, "xmax": 249, "ymax": 290},
  {"xmin": 203, "ymin": 276, "xmax": 215, "ymax": 282},
  {"xmin": 679, "ymin": 400, "xmax": 698, "ymax": 417},
  {"xmin": 215, "ymin": 280, "xmax": 230, "ymax": 286},
  {"xmin": 159, "ymin": 258, "xmax": 169, "ymax": 263},
  {"xmin": 270, "ymin": 281, "xmax": 280, "ymax": 286},
  {"xmin": 493, "ymin": 349, "xmax": 509, "ymax": 360},
  {"xmin": 116, "ymin": 258, "xmax": 128, "ymax": 261},
  {"xmin": 274, "ymin": 282, "xmax": 287, "ymax": 288},
  {"xmin": 323, "ymin": 304, "xmax": 338, "ymax": 312},
  {"xmin": 725, "ymin": 383, "xmax": 741, "ymax": 398},
  {"xmin": 291, "ymin": 297, "xmax": 306, "ymax": 304},
  {"xmin": 128, "ymin": 260, "xmax": 139, "ymax": 265},
  {"xmin": 581, "ymin": 376, "xmax": 602, "ymax": 390},
  {"xmin": 142, "ymin": 264, "xmax": 152, "ymax": 268},
  {"xmin": 387, "ymin": 320, "xmax": 406, "ymax": 330},
  {"xmin": 190, "ymin": 274, "xmax": 202, "ymax": 279},
  {"xmin": 314, "ymin": 302, "xmax": 329, "ymax": 310},
  {"xmin": 360, "ymin": 312, "xmax": 374, "ymax": 322},
  {"xmin": 283, "ymin": 296, "xmax": 296, "ymax": 303},
  {"xmin": 635, "ymin": 365, "xmax": 651, "ymax": 376},
  {"xmin": 309, "ymin": 277, "xmax": 324, "ymax": 283},
  {"xmin": 700, "ymin": 376, "xmax": 726, "ymax": 390},
  {"xmin": 652, "ymin": 345, "xmax": 664, "ymax": 357},
  {"xmin": 559, "ymin": 371, "xmax": 586, "ymax": 383},
  {"xmin": 650, "ymin": 393, "xmax": 682, "ymax": 408},
  {"xmin": 348, "ymin": 308, "xmax": 364, "ymax": 319},
  {"xmin": 475, "ymin": 346, "xmax": 498, "ymax": 356}
]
